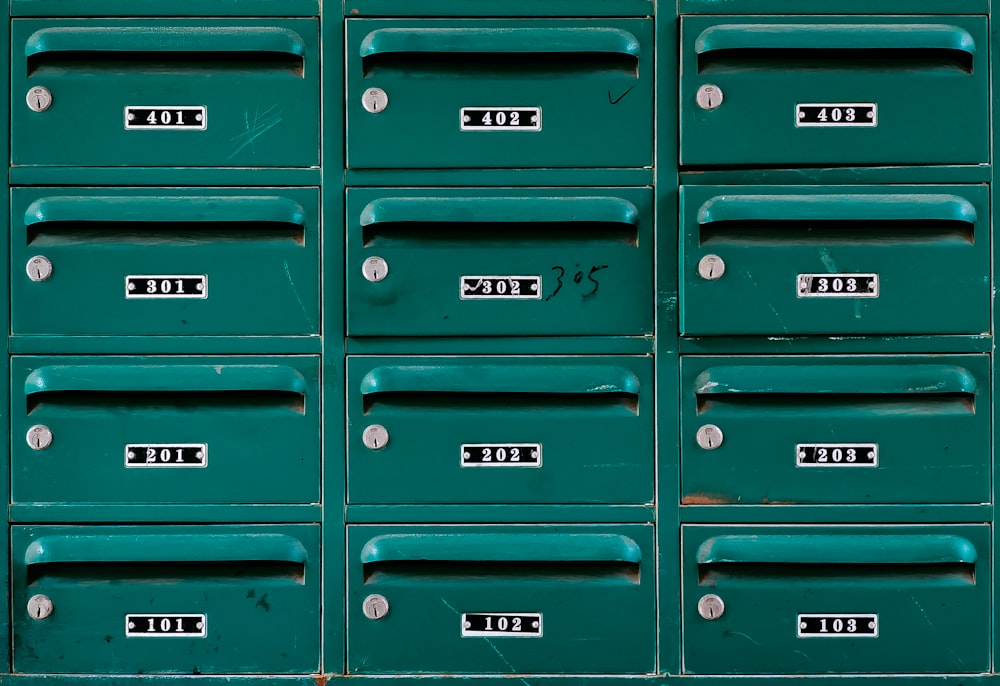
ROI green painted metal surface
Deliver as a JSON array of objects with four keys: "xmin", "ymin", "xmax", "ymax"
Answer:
[
  {"xmin": 681, "ymin": 185, "xmax": 990, "ymax": 336},
  {"xmin": 10, "ymin": 356, "xmax": 321, "ymax": 505},
  {"xmin": 682, "ymin": 524, "xmax": 991, "ymax": 674},
  {"xmin": 346, "ymin": 19, "xmax": 653, "ymax": 169},
  {"xmin": 11, "ymin": 19, "xmax": 320, "ymax": 167},
  {"xmin": 680, "ymin": 16, "xmax": 989, "ymax": 166},
  {"xmin": 11, "ymin": 0, "xmax": 320, "ymax": 16},
  {"xmin": 347, "ymin": 356, "xmax": 653, "ymax": 505},
  {"xmin": 347, "ymin": 187, "xmax": 653, "ymax": 336},
  {"xmin": 11, "ymin": 187, "xmax": 320, "ymax": 336},
  {"xmin": 11, "ymin": 524, "xmax": 321, "ymax": 674},
  {"xmin": 347, "ymin": 524, "xmax": 655, "ymax": 674},
  {"xmin": 680, "ymin": 354, "xmax": 991, "ymax": 505}
]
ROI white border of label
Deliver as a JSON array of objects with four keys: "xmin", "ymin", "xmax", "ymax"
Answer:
[
  {"xmin": 797, "ymin": 273, "xmax": 879, "ymax": 298},
  {"xmin": 461, "ymin": 107, "xmax": 542, "ymax": 132},
  {"xmin": 125, "ymin": 443, "xmax": 208, "ymax": 469},
  {"xmin": 796, "ymin": 443, "xmax": 878, "ymax": 468},
  {"xmin": 461, "ymin": 612, "xmax": 543, "ymax": 638},
  {"xmin": 125, "ymin": 106, "xmax": 208, "ymax": 131},
  {"xmin": 461, "ymin": 443, "xmax": 542, "ymax": 468},
  {"xmin": 797, "ymin": 613, "xmax": 879, "ymax": 638},
  {"xmin": 126, "ymin": 275, "xmax": 208, "ymax": 299},
  {"xmin": 795, "ymin": 103, "xmax": 877, "ymax": 128},
  {"xmin": 126, "ymin": 614, "xmax": 208, "ymax": 638},
  {"xmin": 460, "ymin": 275, "xmax": 542, "ymax": 300}
]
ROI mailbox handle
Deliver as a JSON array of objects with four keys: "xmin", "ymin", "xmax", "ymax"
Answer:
[
  {"xmin": 360, "ymin": 365, "xmax": 640, "ymax": 396},
  {"xmin": 25, "ymin": 26, "xmax": 307, "ymax": 57},
  {"xmin": 695, "ymin": 24, "xmax": 976, "ymax": 56},
  {"xmin": 361, "ymin": 196, "xmax": 640, "ymax": 227},
  {"xmin": 25, "ymin": 364, "xmax": 308, "ymax": 395},
  {"xmin": 25, "ymin": 533, "xmax": 309, "ymax": 565},
  {"xmin": 361, "ymin": 533, "xmax": 641, "ymax": 564},
  {"xmin": 697, "ymin": 194, "xmax": 977, "ymax": 228},
  {"xmin": 25, "ymin": 196, "xmax": 307, "ymax": 228},
  {"xmin": 694, "ymin": 364, "xmax": 977, "ymax": 396},
  {"xmin": 360, "ymin": 27, "xmax": 640, "ymax": 57},
  {"xmin": 696, "ymin": 534, "xmax": 977, "ymax": 566}
]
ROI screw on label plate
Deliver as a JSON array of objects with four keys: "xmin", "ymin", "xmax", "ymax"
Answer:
[
  {"xmin": 26, "ymin": 425, "xmax": 53, "ymax": 451},
  {"xmin": 695, "ymin": 85, "xmax": 724, "ymax": 111},
  {"xmin": 696, "ymin": 424, "xmax": 724, "ymax": 451},
  {"xmin": 362, "ymin": 256, "xmax": 389, "ymax": 282},
  {"xmin": 362, "ymin": 88, "xmax": 389, "ymax": 114},
  {"xmin": 698, "ymin": 255, "xmax": 725, "ymax": 281},
  {"xmin": 27, "ymin": 594, "xmax": 54, "ymax": 620},
  {"xmin": 26, "ymin": 87, "xmax": 53, "ymax": 112},
  {"xmin": 26, "ymin": 256, "xmax": 53, "ymax": 282},
  {"xmin": 362, "ymin": 425, "xmax": 390, "ymax": 450},
  {"xmin": 362, "ymin": 594, "xmax": 390, "ymax": 620},
  {"xmin": 697, "ymin": 594, "xmax": 725, "ymax": 620}
]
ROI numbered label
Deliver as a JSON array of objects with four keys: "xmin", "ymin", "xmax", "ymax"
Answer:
[
  {"xmin": 462, "ymin": 613, "xmax": 542, "ymax": 637},
  {"xmin": 125, "ymin": 444, "xmax": 207, "ymax": 468},
  {"xmin": 126, "ymin": 106, "xmax": 207, "ymax": 130},
  {"xmin": 462, "ymin": 444, "xmax": 541, "ymax": 468},
  {"xmin": 461, "ymin": 107, "xmax": 541, "ymax": 131},
  {"xmin": 126, "ymin": 614, "xmax": 207, "ymax": 638},
  {"xmin": 798, "ymin": 273, "xmax": 878, "ymax": 298},
  {"xmin": 796, "ymin": 103, "xmax": 877, "ymax": 128},
  {"xmin": 126, "ymin": 275, "xmax": 207, "ymax": 299},
  {"xmin": 797, "ymin": 443, "xmax": 878, "ymax": 468},
  {"xmin": 461, "ymin": 276, "xmax": 541, "ymax": 299},
  {"xmin": 798, "ymin": 614, "xmax": 878, "ymax": 638}
]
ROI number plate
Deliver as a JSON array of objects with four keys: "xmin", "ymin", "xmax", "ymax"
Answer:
[
  {"xmin": 126, "ymin": 275, "xmax": 207, "ymax": 299},
  {"xmin": 797, "ymin": 443, "xmax": 878, "ymax": 468},
  {"xmin": 126, "ymin": 444, "xmax": 207, "ymax": 468},
  {"xmin": 461, "ymin": 107, "xmax": 541, "ymax": 131},
  {"xmin": 796, "ymin": 103, "xmax": 877, "ymax": 127},
  {"xmin": 798, "ymin": 614, "xmax": 878, "ymax": 638},
  {"xmin": 125, "ymin": 106, "xmax": 207, "ymax": 130},
  {"xmin": 798, "ymin": 273, "xmax": 878, "ymax": 298},
  {"xmin": 462, "ymin": 613, "xmax": 542, "ymax": 637},
  {"xmin": 126, "ymin": 614, "xmax": 207, "ymax": 638},
  {"xmin": 461, "ymin": 276, "xmax": 541, "ymax": 299},
  {"xmin": 462, "ymin": 443, "xmax": 541, "ymax": 467}
]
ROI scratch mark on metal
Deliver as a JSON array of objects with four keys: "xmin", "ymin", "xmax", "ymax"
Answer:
[
  {"xmin": 283, "ymin": 260, "xmax": 315, "ymax": 330},
  {"xmin": 818, "ymin": 248, "xmax": 838, "ymax": 273},
  {"xmin": 729, "ymin": 631, "xmax": 763, "ymax": 647},
  {"xmin": 230, "ymin": 101, "xmax": 283, "ymax": 159},
  {"xmin": 441, "ymin": 598, "xmax": 518, "ymax": 674}
]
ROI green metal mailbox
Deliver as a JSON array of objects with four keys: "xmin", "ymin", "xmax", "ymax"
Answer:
[
  {"xmin": 347, "ymin": 188, "xmax": 653, "ymax": 336},
  {"xmin": 12, "ymin": 188, "xmax": 320, "ymax": 336},
  {"xmin": 680, "ymin": 185, "xmax": 991, "ymax": 336},
  {"xmin": 347, "ymin": 356, "xmax": 653, "ymax": 505},
  {"xmin": 348, "ymin": 524, "xmax": 655, "ymax": 674},
  {"xmin": 682, "ymin": 525, "xmax": 991, "ymax": 674},
  {"xmin": 680, "ymin": 16, "xmax": 989, "ymax": 166},
  {"xmin": 680, "ymin": 355, "xmax": 990, "ymax": 505},
  {"xmin": 11, "ymin": 356, "xmax": 320, "ymax": 505},
  {"xmin": 346, "ymin": 19, "xmax": 653, "ymax": 168},
  {"xmin": 12, "ymin": 19, "xmax": 319, "ymax": 167},
  {"xmin": 12, "ymin": 524, "xmax": 320, "ymax": 674}
]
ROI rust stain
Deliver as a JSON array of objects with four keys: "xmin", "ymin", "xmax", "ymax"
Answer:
[
  {"xmin": 681, "ymin": 493, "xmax": 734, "ymax": 505},
  {"xmin": 314, "ymin": 676, "xmax": 328, "ymax": 686}
]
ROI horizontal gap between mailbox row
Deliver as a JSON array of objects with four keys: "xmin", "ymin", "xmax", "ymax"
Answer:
[
  {"xmin": 363, "ymin": 560, "xmax": 640, "ymax": 585},
  {"xmin": 698, "ymin": 48, "xmax": 973, "ymax": 73},
  {"xmin": 27, "ymin": 561, "xmax": 306, "ymax": 585},
  {"xmin": 697, "ymin": 393, "xmax": 975, "ymax": 415},
  {"xmin": 363, "ymin": 52, "xmax": 638, "ymax": 78},
  {"xmin": 364, "ymin": 221, "xmax": 638, "ymax": 248},
  {"xmin": 699, "ymin": 219, "xmax": 975, "ymax": 246},
  {"xmin": 28, "ymin": 390, "xmax": 305, "ymax": 415},
  {"xmin": 363, "ymin": 392, "xmax": 638, "ymax": 416},
  {"xmin": 28, "ymin": 51, "xmax": 305, "ymax": 77},
  {"xmin": 699, "ymin": 562, "xmax": 975, "ymax": 586},
  {"xmin": 29, "ymin": 221, "xmax": 306, "ymax": 247}
]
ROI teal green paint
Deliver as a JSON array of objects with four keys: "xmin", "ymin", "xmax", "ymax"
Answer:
[
  {"xmin": 346, "ymin": 524, "xmax": 655, "ymax": 674},
  {"xmin": 679, "ymin": 0, "xmax": 988, "ymax": 13},
  {"xmin": 346, "ymin": 18, "xmax": 654, "ymax": 169},
  {"xmin": 347, "ymin": 356, "xmax": 653, "ymax": 506},
  {"xmin": 346, "ymin": 504, "xmax": 655, "ymax": 524},
  {"xmin": 9, "ymin": 504, "xmax": 323, "ymax": 523},
  {"xmin": 680, "ymin": 165, "xmax": 992, "ymax": 186},
  {"xmin": 345, "ymin": 168, "xmax": 655, "ymax": 186},
  {"xmin": 680, "ymin": 185, "xmax": 991, "ymax": 336},
  {"xmin": 682, "ymin": 524, "xmax": 991, "ymax": 674},
  {"xmin": 680, "ymin": 334, "xmax": 993, "ymax": 355},
  {"xmin": 345, "ymin": 0, "xmax": 653, "ymax": 17},
  {"xmin": 11, "ymin": 187, "xmax": 320, "ymax": 336},
  {"xmin": 346, "ymin": 335, "xmax": 655, "ymax": 355},
  {"xmin": 12, "ymin": 19, "xmax": 320, "ymax": 167},
  {"xmin": 10, "ymin": 167, "xmax": 323, "ymax": 186},
  {"xmin": 347, "ymin": 188, "xmax": 653, "ymax": 337},
  {"xmin": 8, "ymin": 336, "xmax": 323, "ymax": 355},
  {"xmin": 680, "ymin": 354, "xmax": 990, "ymax": 506},
  {"xmin": 680, "ymin": 16, "xmax": 989, "ymax": 167},
  {"xmin": 11, "ymin": 0, "xmax": 320, "ymax": 16},
  {"xmin": 680, "ymin": 504, "xmax": 994, "ymax": 525},
  {"xmin": 11, "ymin": 524, "xmax": 321, "ymax": 674},
  {"xmin": 10, "ymin": 356, "xmax": 321, "ymax": 506}
]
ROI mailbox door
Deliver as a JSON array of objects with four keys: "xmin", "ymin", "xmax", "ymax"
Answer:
[
  {"xmin": 680, "ymin": 16, "xmax": 989, "ymax": 166},
  {"xmin": 682, "ymin": 525, "xmax": 991, "ymax": 674},
  {"xmin": 12, "ymin": 188, "xmax": 319, "ymax": 336},
  {"xmin": 12, "ymin": 19, "xmax": 319, "ymax": 167},
  {"xmin": 680, "ymin": 185, "xmax": 990, "ymax": 336},
  {"xmin": 347, "ymin": 356, "xmax": 653, "ymax": 505},
  {"xmin": 680, "ymin": 355, "xmax": 990, "ymax": 505},
  {"xmin": 346, "ymin": 19, "xmax": 653, "ymax": 169},
  {"xmin": 12, "ymin": 525, "xmax": 320, "ymax": 674},
  {"xmin": 11, "ymin": 356, "xmax": 320, "ymax": 505},
  {"xmin": 347, "ymin": 188, "xmax": 653, "ymax": 336},
  {"xmin": 348, "ymin": 525, "xmax": 655, "ymax": 674}
]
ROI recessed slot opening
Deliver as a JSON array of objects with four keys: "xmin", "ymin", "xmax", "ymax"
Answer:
[
  {"xmin": 364, "ymin": 221, "xmax": 638, "ymax": 248},
  {"xmin": 27, "ymin": 390, "xmax": 305, "ymax": 415},
  {"xmin": 28, "ymin": 50, "xmax": 304, "ymax": 76},
  {"xmin": 697, "ymin": 392, "xmax": 975, "ymax": 415},
  {"xmin": 698, "ymin": 48, "xmax": 973, "ymax": 74},
  {"xmin": 364, "ymin": 560, "xmax": 639, "ymax": 585},
  {"xmin": 699, "ymin": 219, "xmax": 975, "ymax": 246},
  {"xmin": 27, "ymin": 560, "xmax": 305, "ymax": 585},
  {"xmin": 363, "ymin": 52, "xmax": 638, "ymax": 78},
  {"xmin": 364, "ymin": 391, "xmax": 638, "ymax": 415},
  {"xmin": 699, "ymin": 561, "xmax": 975, "ymax": 586},
  {"xmin": 28, "ymin": 221, "xmax": 306, "ymax": 247}
]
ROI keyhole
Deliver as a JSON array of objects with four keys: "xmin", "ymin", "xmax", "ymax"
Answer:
[
  {"xmin": 705, "ymin": 431, "xmax": 716, "ymax": 448},
  {"xmin": 31, "ymin": 432, "xmax": 40, "ymax": 448},
  {"xmin": 370, "ymin": 96, "xmax": 380, "ymax": 112},
  {"xmin": 35, "ymin": 605, "xmax": 42, "ymax": 618}
]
